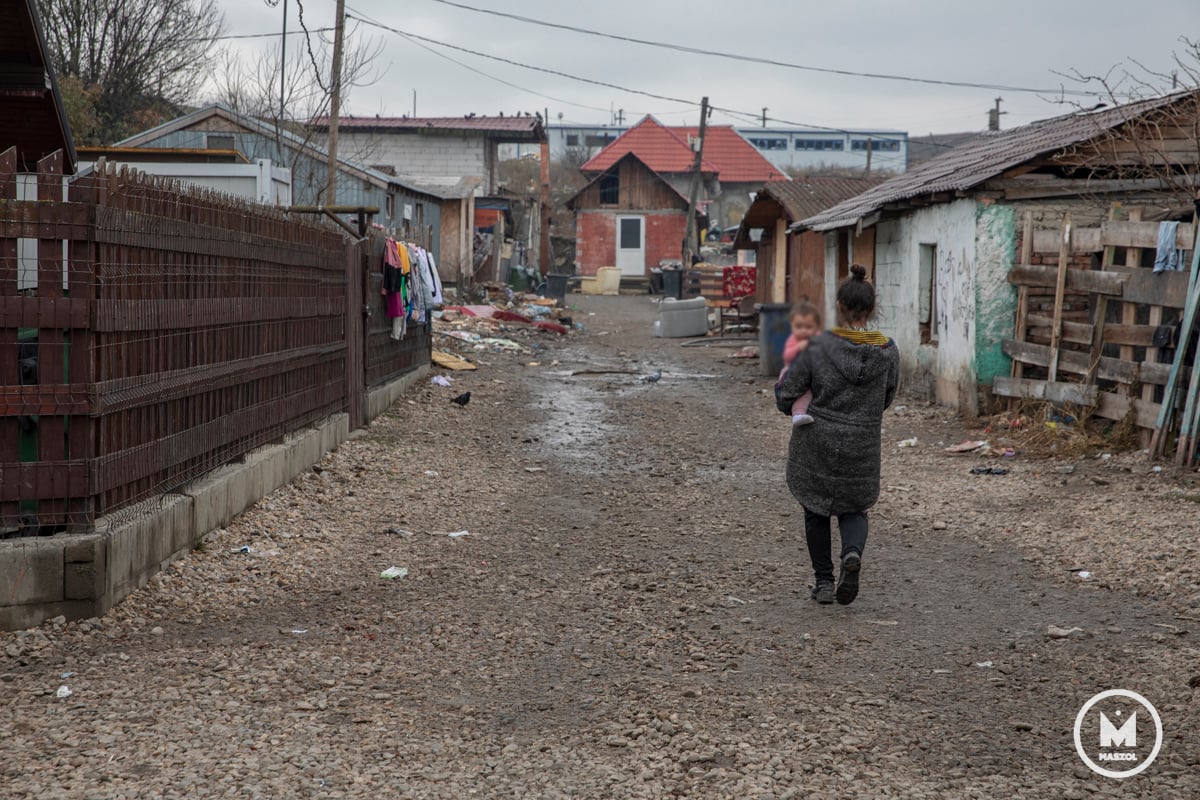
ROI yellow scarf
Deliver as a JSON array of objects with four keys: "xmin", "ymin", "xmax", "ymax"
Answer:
[{"xmin": 831, "ymin": 326, "xmax": 890, "ymax": 346}]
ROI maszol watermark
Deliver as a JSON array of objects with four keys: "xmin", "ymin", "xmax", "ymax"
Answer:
[{"xmin": 1073, "ymin": 689, "xmax": 1163, "ymax": 779}]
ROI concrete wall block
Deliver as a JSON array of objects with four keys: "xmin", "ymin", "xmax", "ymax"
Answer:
[
  {"xmin": 225, "ymin": 460, "xmax": 265, "ymax": 522},
  {"xmin": 188, "ymin": 474, "xmax": 231, "ymax": 535},
  {"xmin": 62, "ymin": 535, "xmax": 106, "ymax": 602},
  {"xmin": 0, "ymin": 539, "xmax": 65, "ymax": 606},
  {"xmin": 257, "ymin": 444, "xmax": 289, "ymax": 497}
]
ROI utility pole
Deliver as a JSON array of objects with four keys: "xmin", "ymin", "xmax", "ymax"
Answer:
[
  {"xmin": 279, "ymin": 0, "xmax": 287, "ymax": 132},
  {"xmin": 682, "ymin": 96, "xmax": 709, "ymax": 269},
  {"xmin": 616, "ymin": 108, "xmax": 624, "ymax": 126},
  {"xmin": 325, "ymin": 0, "xmax": 347, "ymax": 204},
  {"xmin": 865, "ymin": 137, "xmax": 872, "ymax": 176},
  {"xmin": 762, "ymin": 107, "xmax": 767, "ymax": 128}
]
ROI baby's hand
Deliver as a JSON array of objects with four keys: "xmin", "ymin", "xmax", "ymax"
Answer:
[{"xmin": 796, "ymin": 338, "xmax": 810, "ymax": 352}]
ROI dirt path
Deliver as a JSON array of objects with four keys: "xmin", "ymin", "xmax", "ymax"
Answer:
[{"xmin": 3, "ymin": 294, "xmax": 1199, "ymax": 799}]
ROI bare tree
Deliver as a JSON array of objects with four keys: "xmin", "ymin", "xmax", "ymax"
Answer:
[
  {"xmin": 38, "ymin": 0, "xmax": 226, "ymax": 142},
  {"xmin": 209, "ymin": 24, "xmax": 385, "ymax": 201}
]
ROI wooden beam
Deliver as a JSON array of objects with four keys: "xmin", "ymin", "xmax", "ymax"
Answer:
[
  {"xmin": 1113, "ymin": 267, "xmax": 1191, "ymax": 309},
  {"xmin": 992, "ymin": 376, "xmax": 1098, "ymax": 406},
  {"xmin": 992, "ymin": 176, "xmax": 1200, "ymax": 201},
  {"xmin": 1007, "ymin": 264, "xmax": 1125, "ymax": 295},
  {"xmin": 1011, "ymin": 211, "xmax": 1034, "ymax": 389},
  {"xmin": 1031, "ymin": 227, "xmax": 1102, "ymax": 254},
  {"xmin": 1096, "ymin": 391, "xmax": 1162, "ymax": 430},
  {"xmin": 1047, "ymin": 217, "xmax": 1071, "ymax": 381},
  {"xmin": 1101, "ymin": 220, "xmax": 1196, "ymax": 250},
  {"xmin": 1002, "ymin": 339, "xmax": 1178, "ymax": 386},
  {"xmin": 1026, "ymin": 313, "xmax": 1092, "ymax": 345}
]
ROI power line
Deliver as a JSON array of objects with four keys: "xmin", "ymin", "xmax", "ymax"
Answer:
[
  {"xmin": 347, "ymin": 12, "xmax": 966, "ymax": 151},
  {"xmin": 420, "ymin": 0, "xmax": 1100, "ymax": 98},
  {"xmin": 345, "ymin": 6, "xmax": 613, "ymax": 114},
  {"xmin": 212, "ymin": 28, "xmax": 334, "ymax": 41}
]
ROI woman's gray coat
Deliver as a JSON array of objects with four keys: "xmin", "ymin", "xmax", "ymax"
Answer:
[{"xmin": 776, "ymin": 331, "xmax": 900, "ymax": 516}]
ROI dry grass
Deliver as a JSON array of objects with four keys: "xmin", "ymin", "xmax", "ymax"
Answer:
[{"xmin": 985, "ymin": 398, "xmax": 1141, "ymax": 459}]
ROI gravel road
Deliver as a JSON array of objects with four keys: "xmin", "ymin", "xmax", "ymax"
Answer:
[{"xmin": 3, "ymin": 294, "xmax": 1199, "ymax": 799}]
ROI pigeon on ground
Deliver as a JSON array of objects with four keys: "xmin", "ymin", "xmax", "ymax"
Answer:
[
  {"xmin": 450, "ymin": 391, "xmax": 472, "ymax": 407},
  {"xmin": 641, "ymin": 369, "xmax": 663, "ymax": 384}
]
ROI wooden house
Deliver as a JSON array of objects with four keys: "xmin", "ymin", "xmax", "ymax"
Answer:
[
  {"xmin": 733, "ymin": 177, "xmax": 882, "ymax": 307},
  {"xmin": 794, "ymin": 90, "xmax": 1200, "ymax": 415},
  {"xmin": 566, "ymin": 152, "xmax": 695, "ymax": 278},
  {"xmin": 571, "ymin": 117, "xmax": 786, "ymax": 276}
]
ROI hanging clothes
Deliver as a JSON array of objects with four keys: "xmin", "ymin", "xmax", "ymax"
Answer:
[
  {"xmin": 1154, "ymin": 221, "xmax": 1185, "ymax": 273},
  {"xmin": 423, "ymin": 248, "xmax": 444, "ymax": 306}
]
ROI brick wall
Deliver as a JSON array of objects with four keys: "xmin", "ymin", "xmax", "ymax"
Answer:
[
  {"xmin": 576, "ymin": 212, "xmax": 615, "ymax": 276},
  {"xmin": 575, "ymin": 210, "xmax": 687, "ymax": 275}
]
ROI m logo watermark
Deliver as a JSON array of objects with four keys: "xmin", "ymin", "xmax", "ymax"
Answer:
[
  {"xmin": 1099, "ymin": 711, "xmax": 1137, "ymax": 749},
  {"xmin": 1074, "ymin": 690, "xmax": 1162, "ymax": 779}
]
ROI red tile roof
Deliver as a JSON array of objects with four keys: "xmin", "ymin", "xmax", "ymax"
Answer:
[
  {"xmin": 582, "ymin": 117, "xmax": 786, "ymax": 184},
  {"xmin": 308, "ymin": 115, "xmax": 546, "ymax": 139}
]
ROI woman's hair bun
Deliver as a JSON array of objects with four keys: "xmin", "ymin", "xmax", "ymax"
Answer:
[{"xmin": 850, "ymin": 264, "xmax": 867, "ymax": 281}]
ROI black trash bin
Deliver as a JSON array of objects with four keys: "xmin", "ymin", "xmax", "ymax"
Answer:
[
  {"xmin": 661, "ymin": 268, "xmax": 683, "ymax": 300},
  {"xmin": 649, "ymin": 268, "xmax": 664, "ymax": 295},
  {"xmin": 544, "ymin": 273, "xmax": 570, "ymax": 303},
  {"xmin": 757, "ymin": 302, "xmax": 793, "ymax": 377}
]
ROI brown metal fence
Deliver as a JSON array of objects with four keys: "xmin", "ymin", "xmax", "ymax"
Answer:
[{"xmin": 0, "ymin": 150, "xmax": 428, "ymax": 537}]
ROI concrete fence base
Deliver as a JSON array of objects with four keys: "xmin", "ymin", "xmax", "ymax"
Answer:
[
  {"xmin": 1, "ymin": 365, "xmax": 431, "ymax": 631},
  {"xmin": 0, "ymin": 412, "xmax": 351, "ymax": 631}
]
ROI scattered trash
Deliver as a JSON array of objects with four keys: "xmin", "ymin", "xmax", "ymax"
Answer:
[
  {"xmin": 1074, "ymin": 571, "xmax": 1092, "ymax": 580},
  {"xmin": 732, "ymin": 346, "xmax": 759, "ymax": 359},
  {"xmin": 524, "ymin": 466, "xmax": 546, "ymax": 473},
  {"xmin": 1045, "ymin": 625, "xmax": 1087, "ymax": 639},
  {"xmin": 383, "ymin": 527, "xmax": 415, "ymax": 537},
  {"xmin": 430, "ymin": 376, "xmax": 453, "ymax": 387},
  {"xmin": 975, "ymin": 661, "xmax": 994, "ymax": 668},
  {"xmin": 441, "ymin": 530, "xmax": 470, "ymax": 539},
  {"xmin": 60, "ymin": 671, "xmax": 76, "ymax": 679},
  {"xmin": 424, "ymin": 470, "xmax": 440, "ymax": 477},
  {"xmin": 290, "ymin": 629, "xmax": 308, "ymax": 635},
  {"xmin": 1100, "ymin": 453, "xmax": 1112, "ymax": 461},
  {"xmin": 233, "ymin": 545, "xmax": 250, "ymax": 554},
  {"xmin": 932, "ymin": 669, "xmax": 952, "ymax": 674},
  {"xmin": 725, "ymin": 596, "xmax": 747, "ymax": 606},
  {"xmin": 897, "ymin": 437, "xmax": 918, "ymax": 448},
  {"xmin": 894, "ymin": 405, "xmax": 908, "ymax": 412},
  {"xmin": 478, "ymin": 337, "xmax": 525, "ymax": 351},
  {"xmin": 1055, "ymin": 465, "xmax": 1076, "ymax": 474},
  {"xmin": 55, "ymin": 685, "xmax": 72, "ymax": 699},
  {"xmin": 944, "ymin": 440, "xmax": 989, "ymax": 454},
  {"xmin": 866, "ymin": 620, "xmax": 899, "ymax": 627},
  {"xmin": 1152, "ymin": 466, "xmax": 1164, "ymax": 473},
  {"xmin": 970, "ymin": 466, "xmax": 1009, "ymax": 475},
  {"xmin": 379, "ymin": 566, "xmax": 409, "ymax": 580}
]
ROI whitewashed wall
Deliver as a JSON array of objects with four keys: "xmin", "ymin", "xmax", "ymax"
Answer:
[
  {"xmin": 821, "ymin": 198, "xmax": 981, "ymax": 410},
  {"xmin": 337, "ymin": 132, "xmax": 492, "ymax": 193}
]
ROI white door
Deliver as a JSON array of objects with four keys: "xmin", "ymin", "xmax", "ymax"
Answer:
[{"xmin": 616, "ymin": 216, "xmax": 645, "ymax": 276}]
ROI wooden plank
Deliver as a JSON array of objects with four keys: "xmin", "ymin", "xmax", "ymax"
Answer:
[
  {"xmin": 1114, "ymin": 268, "xmax": 1191, "ymax": 309},
  {"xmin": 1101, "ymin": 220, "xmax": 1196, "ymax": 250},
  {"xmin": 1002, "ymin": 339, "xmax": 1177, "ymax": 386},
  {"xmin": 1011, "ymin": 212, "xmax": 1034, "ymax": 390},
  {"xmin": 1008, "ymin": 265, "xmax": 1125, "ymax": 296},
  {"xmin": 1118, "ymin": 208, "xmax": 1143, "ymax": 398},
  {"xmin": 1143, "ymin": 305, "xmax": 1163, "ymax": 405},
  {"xmin": 1026, "ymin": 313, "xmax": 1092, "ymax": 345},
  {"xmin": 1047, "ymin": 217, "xmax": 1071, "ymax": 381},
  {"xmin": 1031, "ymin": 227, "xmax": 1101, "ymax": 254},
  {"xmin": 992, "ymin": 376, "xmax": 1098, "ymax": 406},
  {"xmin": 1101, "ymin": 323, "xmax": 1157, "ymax": 348},
  {"xmin": 1096, "ymin": 391, "xmax": 1162, "ymax": 430}
]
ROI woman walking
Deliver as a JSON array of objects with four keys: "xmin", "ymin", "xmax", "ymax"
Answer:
[{"xmin": 776, "ymin": 265, "xmax": 900, "ymax": 605}]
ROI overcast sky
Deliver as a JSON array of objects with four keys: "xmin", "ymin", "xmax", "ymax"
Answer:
[{"xmin": 213, "ymin": 0, "xmax": 1199, "ymax": 139}]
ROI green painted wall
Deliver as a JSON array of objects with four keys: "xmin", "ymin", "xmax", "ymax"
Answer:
[{"xmin": 974, "ymin": 203, "xmax": 1017, "ymax": 384}]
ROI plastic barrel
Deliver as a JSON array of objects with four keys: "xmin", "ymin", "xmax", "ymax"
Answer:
[
  {"xmin": 662, "ymin": 269, "xmax": 683, "ymax": 300},
  {"xmin": 544, "ymin": 273, "xmax": 570, "ymax": 302},
  {"xmin": 757, "ymin": 303, "xmax": 793, "ymax": 377}
]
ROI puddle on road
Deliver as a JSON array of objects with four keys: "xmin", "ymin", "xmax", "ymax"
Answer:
[{"xmin": 528, "ymin": 374, "xmax": 616, "ymax": 465}]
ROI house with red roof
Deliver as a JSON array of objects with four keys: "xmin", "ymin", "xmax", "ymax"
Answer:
[{"xmin": 568, "ymin": 116, "xmax": 786, "ymax": 277}]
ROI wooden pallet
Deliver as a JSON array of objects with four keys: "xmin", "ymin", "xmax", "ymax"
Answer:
[{"xmin": 996, "ymin": 211, "xmax": 1196, "ymax": 448}]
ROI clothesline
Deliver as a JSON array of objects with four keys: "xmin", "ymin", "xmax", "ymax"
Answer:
[{"xmin": 383, "ymin": 237, "xmax": 444, "ymax": 341}]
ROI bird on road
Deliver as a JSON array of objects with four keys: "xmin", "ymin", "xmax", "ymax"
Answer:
[
  {"xmin": 641, "ymin": 369, "xmax": 663, "ymax": 384},
  {"xmin": 450, "ymin": 392, "xmax": 472, "ymax": 407}
]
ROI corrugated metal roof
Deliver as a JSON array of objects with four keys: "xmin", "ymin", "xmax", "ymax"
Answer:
[
  {"xmin": 582, "ymin": 116, "xmax": 786, "ymax": 184},
  {"xmin": 764, "ymin": 177, "xmax": 886, "ymax": 222},
  {"xmin": 798, "ymin": 91, "xmax": 1200, "ymax": 232},
  {"xmin": 309, "ymin": 115, "xmax": 546, "ymax": 140}
]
